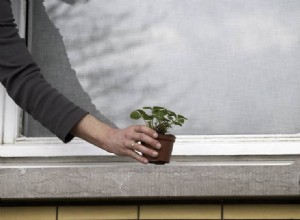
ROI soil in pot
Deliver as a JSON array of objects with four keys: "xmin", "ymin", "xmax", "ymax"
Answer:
[{"xmin": 143, "ymin": 134, "xmax": 176, "ymax": 165}]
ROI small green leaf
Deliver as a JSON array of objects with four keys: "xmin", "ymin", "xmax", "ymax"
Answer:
[
  {"xmin": 178, "ymin": 118, "xmax": 185, "ymax": 124},
  {"xmin": 153, "ymin": 106, "xmax": 165, "ymax": 111},
  {"xmin": 137, "ymin": 110, "xmax": 152, "ymax": 120},
  {"xmin": 152, "ymin": 109, "xmax": 159, "ymax": 115},
  {"xmin": 178, "ymin": 114, "xmax": 188, "ymax": 120},
  {"xmin": 167, "ymin": 114, "xmax": 176, "ymax": 120},
  {"xmin": 168, "ymin": 110, "xmax": 176, "ymax": 117},
  {"xmin": 137, "ymin": 109, "xmax": 147, "ymax": 116},
  {"xmin": 130, "ymin": 111, "xmax": 141, "ymax": 120},
  {"xmin": 157, "ymin": 110, "xmax": 167, "ymax": 117},
  {"xmin": 173, "ymin": 121, "xmax": 182, "ymax": 126},
  {"xmin": 143, "ymin": 114, "xmax": 153, "ymax": 120}
]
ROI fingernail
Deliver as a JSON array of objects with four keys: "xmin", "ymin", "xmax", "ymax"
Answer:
[
  {"xmin": 156, "ymin": 143, "xmax": 161, "ymax": 149},
  {"xmin": 153, "ymin": 152, "xmax": 158, "ymax": 157},
  {"xmin": 153, "ymin": 133, "xmax": 158, "ymax": 138}
]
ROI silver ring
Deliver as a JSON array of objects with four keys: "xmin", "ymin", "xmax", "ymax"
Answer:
[{"xmin": 130, "ymin": 142, "xmax": 135, "ymax": 149}]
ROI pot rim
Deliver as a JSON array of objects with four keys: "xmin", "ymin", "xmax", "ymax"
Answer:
[{"xmin": 157, "ymin": 133, "xmax": 176, "ymax": 141}]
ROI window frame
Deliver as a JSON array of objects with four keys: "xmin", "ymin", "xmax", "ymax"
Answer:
[{"xmin": 2, "ymin": 0, "xmax": 300, "ymax": 157}]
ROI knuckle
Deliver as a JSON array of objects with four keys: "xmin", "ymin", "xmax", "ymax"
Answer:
[
  {"xmin": 143, "ymin": 125, "xmax": 153, "ymax": 133},
  {"xmin": 121, "ymin": 140, "xmax": 127, "ymax": 147},
  {"xmin": 135, "ymin": 133, "xmax": 143, "ymax": 140},
  {"xmin": 136, "ymin": 125, "xmax": 144, "ymax": 132},
  {"xmin": 130, "ymin": 125, "xmax": 137, "ymax": 131},
  {"xmin": 139, "ymin": 125, "xmax": 147, "ymax": 133},
  {"xmin": 124, "ymin": 131, "xmax": 131, "ymax": 139}
]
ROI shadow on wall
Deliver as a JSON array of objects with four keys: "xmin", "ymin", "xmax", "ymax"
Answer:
[
  {"xmin": 46, "ymin": 0, "xmax": 163, "ymax": 118},
  {"xmin": 23, "ymin": 0, "xmax": 118, "ymax": 137},
  {"xmin": 24, "ymin": 0, "xmax": 161, "ymax": 137}
]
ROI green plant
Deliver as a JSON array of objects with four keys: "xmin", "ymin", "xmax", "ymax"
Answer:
[{"xmin": 130, "ymin": 106, "xmax": 187, "ymax": 134}]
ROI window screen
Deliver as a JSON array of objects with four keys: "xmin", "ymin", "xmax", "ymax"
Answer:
[{"xmin": 23, "ymin": 0, "xmax": 300, "ymax": 137}]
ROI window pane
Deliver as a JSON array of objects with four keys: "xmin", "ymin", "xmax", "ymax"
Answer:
[{"xmin": 23, "ymin": 0, "xmax": 300, "ymax": 137}]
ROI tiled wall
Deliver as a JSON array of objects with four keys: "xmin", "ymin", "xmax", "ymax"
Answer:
[{"xmin": 1, "ymin": 204, "xmax": 300, "ymax": 220}]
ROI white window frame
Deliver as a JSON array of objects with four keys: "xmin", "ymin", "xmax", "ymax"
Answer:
[{"xmin": 2, "ymin": 0, "xmax": 300, "ymax": 157}]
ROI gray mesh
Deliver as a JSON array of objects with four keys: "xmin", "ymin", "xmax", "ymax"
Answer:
[{"xmin": 24, "ymin": 0, "xmax": 300, "ymax": 136}]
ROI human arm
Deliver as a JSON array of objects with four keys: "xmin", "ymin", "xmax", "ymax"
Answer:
[
  {"xmin": 0, "ymin": 0, "xmax": 159, "ymax": 163},
  {"xmin": 0, "ymin": 0, "xmax": 89, "ymax": 143}
]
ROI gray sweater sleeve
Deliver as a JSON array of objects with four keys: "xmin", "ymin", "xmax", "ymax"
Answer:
[{"xmin": 0, "ymin": 0, "xmax": 89, "ymax": 143}]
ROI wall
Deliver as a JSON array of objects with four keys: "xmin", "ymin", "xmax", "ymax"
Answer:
[{"xmin": 1, "ymin": 204, "xmax": 300, "ymax": 219}]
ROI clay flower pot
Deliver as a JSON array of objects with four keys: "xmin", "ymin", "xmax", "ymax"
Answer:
[
  {"xmin": 130, "ymin": 106, "xmax": 187, "ymax": 164},
  {"xmin": 143, "ymin": 134, "xmax": 176, "ymax": 164}
]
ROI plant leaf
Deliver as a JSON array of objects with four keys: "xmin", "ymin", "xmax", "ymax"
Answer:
[
  {"xmin": 130, "ymin": 111, "xmax": 141, "ymax": 120},
  {"xmin": 157, "ymin": 110, "xmax": 167, "ymax": 117},
  {"xmin": 153, "ymin": 106, "xmax": 165, "ymax": 111},
  {"xmin": 178, "ymin": 114, "xmax": 188, "ymax": 120},
  {"xmin": 137, "ymin": 110, "xmax": 152, "ymax": 120},
  {"xmin": 130, "ymin": 106, "xmax": 186, "ymax": 133},
  {"xmin": 173, "ymin": 121, "xmax": 182, "ymax": 126},
  {"xmin": 168, "ymin": 110, "xmax": 176, "ymax": 117}
]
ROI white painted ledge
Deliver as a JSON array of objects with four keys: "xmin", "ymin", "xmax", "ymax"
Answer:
[{"xmin": 2, "ymin": 135, "xmax": 300, "ymax": 157}]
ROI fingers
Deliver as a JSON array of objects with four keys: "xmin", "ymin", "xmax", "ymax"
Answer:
[
  {"xmin": 130, "ymin": 142, "xmax": 158, "ymax": 158},
  {"xmin": 132, "ymin": 133, "xmax": 161, "ymax": 150},
  {"xmin": 133, "ymin": 125, "xmax": 158, "ymax": 138},
  {"xmin": 131, "ymin": 125, "xmax": 161, "ymax": 150},
  {"xmin": 127, "ymin": 149, "xmax": 149, "ymax": 164},
  {"xmin": 123, "ymin": 125, "xmax": 161, "ymax": 164},
  {"xmin": 124, "ymin": 138, "xmax": 158, "ymax": 164},
  {"xmin": 106, "ymin": 125, "xmax": 161, "ymax": 164}
]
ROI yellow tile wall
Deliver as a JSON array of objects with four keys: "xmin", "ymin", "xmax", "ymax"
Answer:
[
  {"xmin": 0, "ymin": 207, "xmax": 56, "ymax": 220},
  {"xmin": 1, "ymin": 204, "xmax": 300, "ymax": 220},
  {"xmin": 224, "ymin": 204, "xmax": 300, "ymax": 219},
  {"xmin": 140, "ymin": 205, "xmax": 221, "ymax": 219},
  {"xmin": 58, "ymin": 205, "xmax": 137, "ymax": 220}
]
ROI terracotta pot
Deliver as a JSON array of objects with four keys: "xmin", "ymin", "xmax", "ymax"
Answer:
[{"xmin": 143, "ymin": 134, "xmax": 176, "ymax": 165}]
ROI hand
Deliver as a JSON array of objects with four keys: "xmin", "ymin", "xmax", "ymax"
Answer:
[
  {"xmin": 101, "ymin": 125, "xmax": 161, "ymax": 164},
  {"xmin": 71, "ymin": 114, "xmax": 161, "ymax": 164}
]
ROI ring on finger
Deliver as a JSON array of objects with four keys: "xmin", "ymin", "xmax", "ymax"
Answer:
[{"xmin": 130, "ymin": 142, "xmax": 136, "ymax": 150}]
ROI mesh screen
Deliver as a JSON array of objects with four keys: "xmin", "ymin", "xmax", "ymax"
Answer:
[{"xmin": 24, "ymin": 0, "xmax": 300, "ymax": 137}]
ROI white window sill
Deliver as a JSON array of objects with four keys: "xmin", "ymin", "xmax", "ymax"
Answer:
[{"xmin": 2, "ymin": 135, "xmax": 300, "ymax": 157}]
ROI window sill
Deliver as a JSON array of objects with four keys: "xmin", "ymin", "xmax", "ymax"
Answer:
[{"xmin": 1, "ymin": 155, "xmax": 300, "ymax": 201}]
